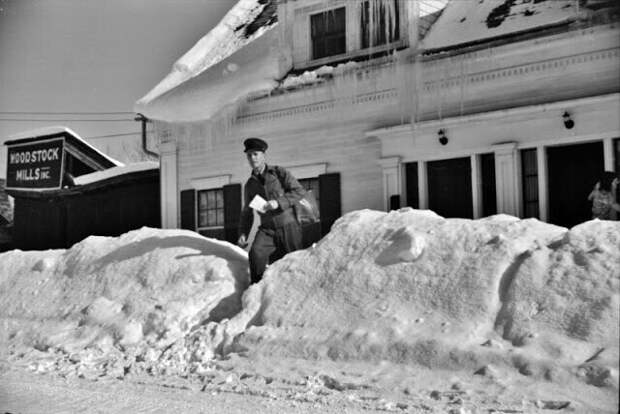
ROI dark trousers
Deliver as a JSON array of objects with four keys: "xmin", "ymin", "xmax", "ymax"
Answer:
[{"xmin": 249, "ymin": 222, "xmax": 302, "ymax": 284}]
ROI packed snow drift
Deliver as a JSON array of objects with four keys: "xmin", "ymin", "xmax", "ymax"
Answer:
[
  {"xmin": 0, "ymin": 228, "xmax": 250, "ymax": 376},
  {"xmin": 1, "ymin": 209, "xmax": 619, "ymax": 411}
]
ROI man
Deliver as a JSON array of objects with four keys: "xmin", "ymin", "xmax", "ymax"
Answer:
[{"xmin": 237, "ymin": 137, "xmax": 306, "ymax": 283}]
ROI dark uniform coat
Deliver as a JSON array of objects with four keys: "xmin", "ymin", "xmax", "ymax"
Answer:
[
  {"xmin": 239, "ymin": 165, "xmax": 305, "ymax": 234},
  {"xmin": 239, "ymin": 165, "xmax": 306, "ymax": 283}
]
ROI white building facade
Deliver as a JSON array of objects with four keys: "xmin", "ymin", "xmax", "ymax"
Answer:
[{"xmin": 136, "ymin": 0, "xmax": 620, "ymax": 242}]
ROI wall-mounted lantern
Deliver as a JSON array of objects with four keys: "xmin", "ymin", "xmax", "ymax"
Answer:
[
  {"xmin": 438, "ymin": 129, "xmax": 448, "ymax": 145},
  {"xmin": 562, "ymin": 111, "xmax": 574, "ymax": 130}
]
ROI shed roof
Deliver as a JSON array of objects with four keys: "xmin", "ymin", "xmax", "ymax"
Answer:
[{"xmin": 4, "ymin": 126, "xmax": 123, "ymax": 169}]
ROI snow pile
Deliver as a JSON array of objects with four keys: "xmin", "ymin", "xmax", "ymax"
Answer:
[
  {"xmin": 0, "ymin": 227, "xmax": 249, "ymax": 376},
  {"xmin": 182, "ymin": 209, "xmax": 619, "ymax": 386}
]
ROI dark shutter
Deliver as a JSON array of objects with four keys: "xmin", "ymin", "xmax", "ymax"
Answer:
[
  {"xmin": 318, "ymin": 172, "xmax": 341, "ymax": 236},
  {"xmin": 480, "ymin": 153, "xmax": 497, "ymax": 217},
  {"xmin": 405, "ymin": 162, "xmax": 419, "ymax": 208},
  {"xmin": 615, "ymin": 139, "xmax": 620, "ymax": 206},
  {"xmin": 520, "ymin": 149, "xmax": 539, "ymax": 219},
  {"xmin": 180, "ymin": 189, "xmax": 195, "ymax": 230},
  {"xmin": 223, "ymin": 183, "xmax": 242, "ymax": 244}
]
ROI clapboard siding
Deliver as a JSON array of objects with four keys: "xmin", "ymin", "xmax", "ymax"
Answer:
[{"xmin": 174, "ymin": 114, "xmax": 386, "ymax": 215}]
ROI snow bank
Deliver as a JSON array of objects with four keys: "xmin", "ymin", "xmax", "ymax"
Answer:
[
  {"xmin": 0, "ymin": 228, "xmax": 249, "ymax": 364},
  {"xmin": 2, "ymin": 210, "xmax": 618, "ymax": 389}
]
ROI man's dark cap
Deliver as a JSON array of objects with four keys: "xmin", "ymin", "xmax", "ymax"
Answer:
[{"xmin": 243, "ymin": 137, "xmax": 268, "ymax": 153}]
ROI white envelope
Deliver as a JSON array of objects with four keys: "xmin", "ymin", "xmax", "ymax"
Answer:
[{"xmin": 249, "ymin": 195, "xmax": 268, "ymax": 213}]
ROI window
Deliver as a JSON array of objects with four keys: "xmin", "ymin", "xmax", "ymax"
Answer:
[
  {"xmin": 311, "ymin": 7, "xmax": 346, "ymax": 60},
  {"xmin": 197, "ymin": 189, "xmax": 224, "ymax": 229},
  {"xmin": 299, "ymin": 177, "xmax": 320, "ymax": 220},
  {"xmin": 361, "ymin": 0, "xmax": 400, "ymax": 49},
  {"xmin": 521, "ymin": 149, "xmax": 539, "ymax": 218}
]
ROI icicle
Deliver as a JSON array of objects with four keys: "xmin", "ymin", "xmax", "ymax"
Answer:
[{"xmin": 459, "ymin": 54, "xmax": 466, "ymax": 117}]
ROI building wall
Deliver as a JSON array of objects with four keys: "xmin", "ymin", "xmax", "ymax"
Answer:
[
  {"xmin": 373, "ymin": 93, "xmax": 620, "ymax": 222},
  {"xmin": 12, "ymin": 172, "xmax": 160, "ymax": 250},
  {"xmin": 155, "ymin": 17, "xmax": 620, "ymax": 231}
]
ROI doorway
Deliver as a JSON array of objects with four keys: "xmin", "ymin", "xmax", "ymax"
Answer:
[
  {"xmin": 547, "ymin": 141, "xmax": 604, "ymax": 227},
  {"xmin": 427, "ymin": 157, "xmax": 473, "ymax": 218}
]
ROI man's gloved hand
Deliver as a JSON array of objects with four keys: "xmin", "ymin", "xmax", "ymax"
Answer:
[
  {"xmin": 237, "ymin": 234, "xmax": 248, "ymax": 248},
  {"xmin": 264, "ymin": 200, "xmax": 279, "ymax": 211}
]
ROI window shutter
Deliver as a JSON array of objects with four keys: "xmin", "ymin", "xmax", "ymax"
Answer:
[
  {"xmin": 180, "ymin": 189, "xmax": 195, "ymax": 230},
  {"xmin": 318, "ymin": 172, "xmax": 341, "ymax": 236},
  {"xmin": 223, "ymin": 183, "xmax": 242, "ymax": 244},
  {"xmin": 405, "ymin": 162, "xmax": 419, "ymax": 208}
]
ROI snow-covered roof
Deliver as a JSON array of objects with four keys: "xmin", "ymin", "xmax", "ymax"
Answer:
[
  {"xmin": 74, "ymin": 161, "xmax": 158, "ymax": 186},
  {"xmin": 421, "ymin": 0, "xmax": 579, "ymax": 51},
  {"xmin": 135, "ymin": 0, "xmax": 278, "ymax": 120},
  {"xmin": 135, "ymin": 24, "xmax": 281, "ymax": 123},
  {"xmin": 5, "ymin": 126, "xmax": 123, "ymax": 168},
  {"xmin": 135, "ymin": 0, "xmax": 595, "ymax": 123}
]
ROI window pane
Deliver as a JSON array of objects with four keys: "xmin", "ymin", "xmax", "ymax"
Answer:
[
  {"xmin": 216, "ymin": 190, "xmax": 224, "ymax": 208},
  {"xmin": 207, "ymin": 190, "xmax": 215, "ymax": 205},
  {"xmin": 217, "ymin": 210, "xmax": 224, "ymax": 226},
  {"xmin": 198, "ymin": 191, "xmax": 208, "ymax": 209},
  {"xmin": 207, "ymin": 210, "xmax": 216, "ymax": 226},
  {"xmin": 199, "ymin": 212, "xmax": 208, "ymax": 227}
]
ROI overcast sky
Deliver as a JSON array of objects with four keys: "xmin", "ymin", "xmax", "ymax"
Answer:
[{"xmin": 0, "ymin": 0, "xmax": 236, "ymax": 174}]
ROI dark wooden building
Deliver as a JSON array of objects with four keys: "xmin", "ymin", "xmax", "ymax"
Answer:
[{"xmin": 4, "ymin": 127, "xmax": 160, "ymax": 250}]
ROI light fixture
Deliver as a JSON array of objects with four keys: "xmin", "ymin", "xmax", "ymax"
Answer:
[
  {"xmin": 562, "ymin": 111, "xmax": 574, "ymax": 129},
  {"xmin": 438, "ymin": 129, "xmax": 448, "ymax": 145}
]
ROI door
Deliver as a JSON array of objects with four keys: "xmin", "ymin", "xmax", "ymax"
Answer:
[
  {"xmin": 427, "ymin": 157, "xmax": 473, "ymax": 218},
  {"xmin": 547, "ymin": 141, "xmax": 604, "ymax": 227}
]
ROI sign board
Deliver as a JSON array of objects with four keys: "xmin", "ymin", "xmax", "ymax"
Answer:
[{"xmin": 5, "ymin": 137, "xmax": 65, "ymax": 190}]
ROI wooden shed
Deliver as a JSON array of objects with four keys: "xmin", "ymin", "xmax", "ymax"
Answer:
[{"xmin": 4, "ymin": 127, "xmax": 160, "ymax": 250}]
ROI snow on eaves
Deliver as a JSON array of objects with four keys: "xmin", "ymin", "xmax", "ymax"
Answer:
[
  {"xmin": 422, "ymin": 0, "xmax": 579, "ymax": 51},
  {"xmin": 135, "ymin": 0, "xmax": 278, "ymax": 119},
  {"xmin": 6, "ymin": 126, "xmax": 124, "ymax": 167},
  {"xmin": 74, "ymin": 161, "xmax": 158, "ymax": 186},
  {"xmin": 135, "ymin": 22, "xmax": 282, "ymax": 123}
]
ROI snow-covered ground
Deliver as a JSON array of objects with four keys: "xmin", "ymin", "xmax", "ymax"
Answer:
[{"xmin": 1, "ymin": 209, "xmax": 618, "ymax": 413}]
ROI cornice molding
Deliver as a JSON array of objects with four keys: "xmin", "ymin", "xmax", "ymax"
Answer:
[{"xmin": 236, "ymin": 45, "xmax": 619, "ymax": 125}]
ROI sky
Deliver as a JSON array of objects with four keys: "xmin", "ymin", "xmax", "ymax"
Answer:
[{"xmin": 0, "ymin": 0, "xmax": 237, "ymax": 176}]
